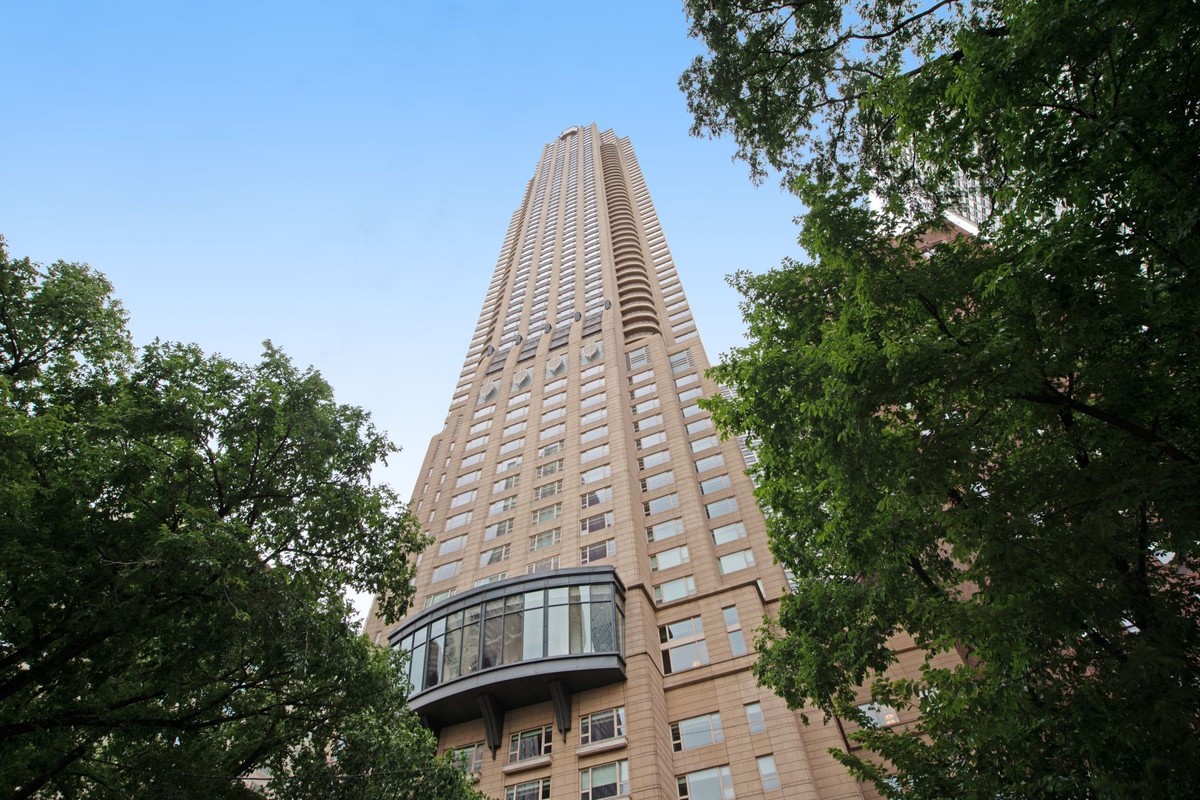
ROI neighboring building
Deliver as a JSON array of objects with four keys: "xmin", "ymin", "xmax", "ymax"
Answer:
[{"xmin": 365, "ymin": 125, "xmax": 946, "ymax": 799}]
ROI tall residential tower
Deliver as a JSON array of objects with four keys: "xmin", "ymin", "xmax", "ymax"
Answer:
[{"xmin": 366, "ymin": 125, "xmax": 923, "ymax": 800}]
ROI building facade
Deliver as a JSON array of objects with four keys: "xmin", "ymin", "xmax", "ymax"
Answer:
[{"xmin": 365, "ymin": 125, "xmax": 939, "ymax": 800}]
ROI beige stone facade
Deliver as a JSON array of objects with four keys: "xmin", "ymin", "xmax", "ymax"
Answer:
[{"xmin": 365, "ymin": 125, "xmax": 926, "ymax": 800}]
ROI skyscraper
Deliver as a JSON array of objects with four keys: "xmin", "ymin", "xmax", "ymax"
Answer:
[{"xmin": 365, "ymin": 125, "xmax": 933, "ymax": 800}]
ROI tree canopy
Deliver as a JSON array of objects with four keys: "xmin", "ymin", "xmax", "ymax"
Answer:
[
  {"xmin": 685, "ymin": 1, "xmax": 1200, "ymax": 797},
  {"xmin": 0, "ymin": 241, "xmax": 480, "ymax": 799}
]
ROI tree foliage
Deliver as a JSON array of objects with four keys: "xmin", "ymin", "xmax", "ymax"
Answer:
[
  {"xmin": 685, "ymin": 1, "xmax": 1200, "ymax": 797},
  {"xmin": 0, "ymin": 242, "xmax": 480, "ymax": 799}
]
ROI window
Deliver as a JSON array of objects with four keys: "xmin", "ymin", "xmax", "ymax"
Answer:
[
  {"xmin": 700, "ymin": 475, "xmax": 732, "ymax": 495},
  {"xmin": 581, "ymin": 391, "xmax": 606, "ymax": 410},
  {"xmin": 675, "ymin": 373, "xmax": 699, "ymax": 388},
  {"xmin": 424, "ymin": 588, "xmax": 456, "ymax": 608},
  {"xmin": 527, "ymin": 555, "xmax": 559, "ymax": 574},
  {"xmin": 686, "ymin": 417, "xmax": 714, "ymax": 435},
  {"xmin": 529, "ymin": 528, "xmax": 561, "ymax": 551},
  {"xmin": 681, "ymin": 403, "xmax": 703, "ymax": 418},
  {"xmin": 581, "ymin": 425, "xmax": 608, "ymax": 443},
  {"xmin": 695, "ymin": 454, "xmax": 725, "ymax": 473},
  {"xmin": 678, "ymin": 387, "xmax": 703, "ymax": 402},
  {"xmin": 581, "ymin": 511, "xmax": 614, "ymax": 535},
  {"xmin": 690, "ymin": 435, "xmax": 719, "ymax": 453},
  {"xmin": 468, "ymin": 419, "xmax": 492, "ymax": 435},
  {"xmin": 757, "ymin": 756, "xmax": 781, "ymax": 791},
  {"xmin": 508, "ymin": 724, "xmax": 553, "ymax": 762},
  {"xmin": 466, "ymin": 434, "xmax": 489, "ymax": 451},
  {"xmin": 456, "ymin": 469, "xmax": 482, "ymax": 487},
  {"xmin": 580, "ymin": 760, "xmax": 628, "ymax": 800},
  {"xmin": 536, "ymin": 458, "xmax": 563, "ymax": 478},
  {"xmin": 580, "ymin": 407, "xmax": 607, "ymax": 425},
  {"xmin": 484, "ymin": 518, "xmax": 514, "ymax": 540},
  {"xmin": 633, "ymin": 413, "xmax": 662, "ymax": 431},
  {"xmin": 629, "ymin": 368, "xmax": 654, "ymax": 385},
  {"xmin": 641, "ymin": 471, "xmax": 674, "ymax": 491},
  {"xmin": 744, "ymin": 702, "xmax": 766, "ymax": 734},
  {"xmin": 497, "ymin": 455, "xmax": 522, "ymax": 473},
  {"xmin": 626, "ymin": 344, "xmax": 651, "ymax": 369},
  {"xmin": 711, "ymin": 522, "xmax": 747, "ymax": 545},
  {"xmin": 544, "ymin": 377, "xmax": 566, "ymax": 393},
  {"xmin": 645, "ymin": 493, "xmax": 680, "ymax": 516},
  {"xmin": 718, "ymin": 549, "xmax": 756, "ymax": 575},
  {"xmin": 580, "ymin": 538, "xmax": 615, "ymax": 564},
  {"xmin": 639, "ymin": 450, "xmax": 671, "ymax": 471},
  {"xmin": 723, "ymin": 606, "xmax": 747, "ymax": 656},
  {"xmin": 503, "ymin": 421, "xmax": 527, "ymax": 437},
  {"xmin": 475, "ymin": 572, "xmax": 507, "ymax": 586},
  {"xmin": 677, "ymin": 765, "xmax": 734, "ymax": 800},
  {"xmin": 671, "ymin": 712, "xmax": 723, "ymax": 751},
  {"xmin": 633, "ymin": 398, "xmax": 660, "ymax": 415},
  {"xmin": 494, "ymin": 475, "xmax": 521, "ymax": 493},
  {"xmin": 532, "ymin": 482, "xmax": 565, "ymax": 509},
  {"xmin": 540, "ymin": 423, "xmax": 565, "ymax": 440},
  {"xmin": 648, "ymin": 518, "xmax": 684, "ymax": 543},
  {"xmin": 532, "ymin": 503, "xmax": 562, "ymax": 526},
  {"xmin": 505, "ymin": 405, "xmax": 528, "ymax": 422},
  {"xmin": 500, "ymin": 437, "xmax": 525, "ymax": 454},
  {"xmin": 506, "ymin": 777, "xmax": 551, "ymax": 800},
  {"xmin": 537, "ymin": 441, "xmax": 564, "ymax": 458},
  {"xmin": 858, "ymin": 703, "xmax": 901, "ymax": 727},
  {"xmin": 631, "ymin": 382, "xmax": 657, "ymax": 399},
  {"xmin": 545, "ymin": 390, "xmax": 566, "ymax": 407},
  {"xmin": 654, "ymin": 575, "xmax": 697, "ymax": 604},
  {"xmin": 461, "ymin": 452, "xmax": 485, "ymax": 469},
  {"xmin": 581, "ymin": 364, "xmax": 604, "ymax": 379},
  {"xmin": 650, "ymin": 545, "xmax": 690, "ymax": 572},
  {"xmin": 431, "ymin": 561, "xmax": 462, "ymax": 583},
  {"xmin": 581, "ymin": 377, "xmax": 605, "ymax": 394},
  {"xmin": 660, "ymin": 615, "xmax": 707, "ymax": 674},
  {"xmin": 580, "ymin": 486, "xmax": 613, "ymax": 508},
  {"xmin": 445, "ymin": 511, "xmax": 472, "ymax": 531},
  {"xmin": 450, "ymin": 489, "xmax": 477, "ymax": 508},
  {"xmin": 541, "ymin": 406, "xmax": 565, "ymax": 424},
  {"xmin": 438, "ymin": 534, "xmax": 468, "ymax": 556},
  {"xmin": 448, "ymin": 742, "xmax": 484, "ymax": 776},
  {"xmin": 509, "ymin": 391, "xmax": 530, "ymax": 406},
  {"xmin": 580, "ymin": 707, "xmax": 625, "ymax": 744},
  {"xmin": 581, "ymin": 464, "xmax": 612, "ymax": 484},
  {"xmin": 475, "ymin": 404, "xmax": 496, "ymax": 418},
  {"xmin": 669, "ymin": 349, "xmax": 694, "ymax": 374},
  {"xmin": 581, "ymin": 443, "xmax": 610, "ymax": 463},
  {"xmin": 480, "ymin": 544, "xmax": 510, "ymax": 567},
  {"xmin": 637, "ymin": 431, "xmax": 667, "ymax": 450},
  {"xmin": 489, "ymin": 496, "xmax": 517, "ymax": 515}
]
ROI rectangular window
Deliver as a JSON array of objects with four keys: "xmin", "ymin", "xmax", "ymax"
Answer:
[
  {"xmin": 484, "ymin": 518, "xmax": 514, "ymax": 540},
  {"xmin": 508, "ymin": 724, "xmax": 553, "ymax": 762},
  {"xmin": 681, "ymin": 403, "xmax": 703, "ymax": 418},
  {"xmin": 580, "ymin": 486, "xmax": 613, "ymax": 508},
  {"xmin": 686, "ymin": 417, "xmax": 714, "ymax": 435},
  {"xmin": 580, "ymin": 538, "xmax": 616, "ymax": 564},
  {"xmin": 671, "ymin": 712, "xmax": 724, "ymax": 751},
  {"xmin": 536, "ymin": 458, "xmax": 563, "ymax": 478},
  {"xmin": 677, "ymin": 766, "xmax": 734, "ymax": 800},
  {"xmin": 580, "ymin": 511, "xmax": 614, "ymax": 535},
  {"xmin": 503, "ymin": 421, "xmax": 527, "ymax": 437},
  {"xmin": 529, "ymin": 528, "xmax": 561, "ymax": 551},
  {"xmin": 690, "ymin": 435, "xmax": 719, "ymax": 453},
  {"xmin": 505, "ymin": 406, "xmax": 528, "ymax": 423},
  {"xmin": 475, "ymin": 572, "xmax": 506, "ymax": 586},
  {"xmin": 540, "ymin": 423, "xmax": 565, "ymax": 440},
  {"xmin": 461, "ymin": 452, "xmax": 485, "ymax": 469},
  {"xmin": 489, "ymin": 496, "xmax": 517, "ymax": 515},
  {"xmin": 745, "ymin": 702, "xmax": 766, "ymax": 734},
  {"xmin": 544, "ymin": 391, "xmax": 566, "ymax": 407},
  {"xmin": 448, "ymin": 742, "xmax": 484, "ymax": 776},
  {"xmin": 456, "ymin": 470, "xmax": 481, "ymax": 487},
  {"xmin": 431, "ymin": 560, "xmax": 462, "ymax": 583},
  {"xmin": 450, "ymin": 489, "xmax": 477, "ymax": 508},
  {"xmin": 540, "ymin": 406, "xmax": 565, "ymax": 424},
  {"xmin": 580, "ymin": 424, "xmax": 608, "ymax": 443},
  {"xmin": 581, "ymin": 443, "xmax": 610, "ymax": 463},
  {"xmin": 479, "ymin": 544, "xmax": 510, "ymax": 567},
  {"xmin": 581, "ymin": 377, "xmax": 605, "ymax": 394},
  {"xmin": 650, "ymin": 544, "xmax": 690, "ymax": 572},
  {"xmin": 581, "ymin": 391, "xmax": 607, "ymax": 409},
  {"xmin": 499, "ymin": 437, "xmax": 525, "ymax": 454},
  {"xmin": 700, "ymin": 474, "xmax": 732, "ymax": 495},
  {"xmin": 531, "ymin": 503, "xmax": 562, "ymax": 526},
  {"xmin": 654, "ymin": 575, "xmax": 697, "ymax": 604},
  {"xmin": 633, "ymin": 398, "xmax": 661, "ymax": 415},
  {"xmin": 496, "ymin": 455, "xmax": 522, "ymax": 473},
  {"xmin": 712, "ymin": 521, "xmax": 748, "ymax": 546},
  {"xmin": 718, "ymin": 548, "xmax": 756, "ymax": 575},
  {"xmin": 475, "ymin": 404, "xmax": 495, "ymax": 419},
  {"xmin": 629, "ymin": 368, "xmax": 654, "ymax": 385},
  {"xmin": 581, "ymin": 363, "xmax": 604, "ymax": 379},
  {"xmin": 494, "ymin": 475, "xmax": 521, "ymax": 493},
  {"xmin": 537, "ymin": 441, "xmax": 564, "ymax": 458},
  {"xmin": 858, "ymin": 702, "xmax": 902, "ymax": 727},
  {"xmin": 505, "ymin": 777, "xmax": 551, "ymax": 800},
  {"xmin": 581, "ymin": 464, "xmax": 612, "ymax": 484},
  {"xmin": 669, "ymin": 349, "xmax": 694, "ymax": 374},
  {"xmin": 678, "ymin": 387, "xmax": 703, "ymax": 402},
  {"xmin": 465, "ymin": 434, "xmax": 489, "ymax": 450},
  {"xmin": 437, "ymin": 534, "xmax": 468, "ymax": 556},
  {"xmin": 508, "ymin": 391, "xmax": 530, "ymax": 406},
  {"xmin": 648, "ymin": 517, "xmax": 684, "ymax": 543},
  {"xmin": 637, "ymin": 431, "xmax": 667, "ymax": 450},
  {"xmin": 580, "ymin": 407, "xmax": 607, "ymax": 425},
  {"xmin": 695, "ymin": 454, "xmax": 725, "ymax": 473},
  {"xmin": 631, "ymin": 382, "xmax": 657, "ymax": 399},
  {"xmin": 633, "ymin": 413, "xmax": 663, "ymax": 431},
  {"xmin": 534, "ymin": 480, "xmax": 562, "ymax": 500},
  {"xmin": 580, "ymin": 760, "xmax": 629, "ymax": 800},
  {"xmin": 468, "ymin": 419, "xmax": 492, "ymax": 435},
  {"xmin": 724, "ymin": 606, "xmax": 748, "ymax": 657},
  {"xmin": 527, "ymin": 556, "xmax": 559, "ymax": 574},
  {"xmin": 660, "ymin": 615, "xmax": 707, "ymax": 672},
  {"xmin": 642, "ymin": 470, "xmax": 674, "ymax": 491},
  {"xmin": 424, "ymin": 588, "xmax": 455, "ymax": 608},
  {"xmin": 639, "ymin": 450, "xmax": 671, "ymax": 471},
  {"xmin": 757, "ymin": 755, "xmax": 781, "ymax": 791},
  {"xmin": 580, "ymin": 707, "xmax": 626, "ymax": 745},
  {"xmin": 445, "ymin": 511, "xmax": 472, "ymax": 531},
  {"xmin": 675, "ymin": 373, "xmax": 699, "ymax": 388},
  {"xmin": 705, "ymin": 497, "xmax": 740, "ymax": 519},
  {"xmin": 645, "ymin": 493, "xmax": 680, "ymax": 516}
]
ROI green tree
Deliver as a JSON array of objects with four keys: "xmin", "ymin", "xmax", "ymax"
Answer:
[
  {"xmin": 0, "ymin": 241, "xmax": 480, "ymax": 799},
  {"xmin": 684, "ymin": 1, "xmax": 1200, "ymax": 797}
]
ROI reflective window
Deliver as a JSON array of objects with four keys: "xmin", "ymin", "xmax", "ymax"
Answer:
[
  {"xmin": 654, "ymin": 575, "xmax": 697, "ymax": 604},
  {"xmin": 509, "ymin": 724, "xmax": 553, "ymax": 762},
  {"xmin": 580, "ymin": 707, "xmax": 625, "ymax": 744},
  {"xmin": 580, "ymin": 760, "xmax": 628, "ymax": 800},
  {"xmin": 580, "ymin": 539, "xmax": 615, "ymax": 564},
  {"xmin": 677, "ymin": 766, "xmax": 734, "ymax": 800},
  {"xmin": 671, "ymin": 712, "xmax": 723, "ymax": 751}
]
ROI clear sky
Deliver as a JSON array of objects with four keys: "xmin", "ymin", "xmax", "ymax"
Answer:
[{"xmin": 2, "ymin": 2, "xmax": 807, "ymax": 615}]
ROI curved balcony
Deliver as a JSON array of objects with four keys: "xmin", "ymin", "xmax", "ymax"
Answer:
[{"xmin": 390, "ymin": 567, "xmax": 626, "ymax": 741}]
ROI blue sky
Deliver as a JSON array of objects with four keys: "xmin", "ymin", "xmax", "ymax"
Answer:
[{"xmin": 2, "ymin": 2, "xmax": 805, "ymax": 532}]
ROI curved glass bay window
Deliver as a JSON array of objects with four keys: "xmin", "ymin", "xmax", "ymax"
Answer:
[{"xmin": 390, "ymin": 567, "xmax": 626, "ymax": 730}]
